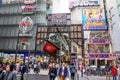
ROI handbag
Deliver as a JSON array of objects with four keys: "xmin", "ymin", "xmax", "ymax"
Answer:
[
  {"xmin": 65, "ymin": 77, "xmax": 70, "ymax": 80},
  {"xmin": 50, "ymin": 73, "xmax": 55, "ymax": 76},
  {"xmin": 55, "ymin": 76, "xmax": 59, "ymax": 80}
]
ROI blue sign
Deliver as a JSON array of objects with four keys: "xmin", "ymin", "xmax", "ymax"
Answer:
[{"xmin": 0, "ymin": 0, "xmax": 2, "ymax": 8}]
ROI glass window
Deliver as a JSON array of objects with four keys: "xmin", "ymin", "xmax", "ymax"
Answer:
[
  {"xmin": 37, "ymin": 39, "xmax": 40, "ymax": 45},
  {"xmin": 37, "ymin": 33, "xmax": 41, "ymax": 38},
  {"xmin": 89, "ymin": 59, "xmax": 95, "ymax": 65}
]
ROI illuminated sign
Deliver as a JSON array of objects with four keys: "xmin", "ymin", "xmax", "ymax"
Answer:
[
  {"xmin": 24, "ymin": 0, "xmax": 36, "ymax": 4},
  {"xmin": 19, "ymin": 17, "xmax": 33, "ymax": 33},
  {"xmin": 21, "ymin": 6, "xmax": 35, "ymax": 14},
  {"xmin": 88, "ymin": 39, "xmax": 110, "ymax": 44}
]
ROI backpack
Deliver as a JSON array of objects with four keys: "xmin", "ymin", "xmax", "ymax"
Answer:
[
  {"xmin": 70, "ymin": 66, "xmax": 76, "ymax": 74},
  {"xmin": 105, "ymin": 66, "xmax": 110, "ymax": 71},
  {"xmin": 112, "ymin": 68, "xmax": 118, "ymax": 75}
]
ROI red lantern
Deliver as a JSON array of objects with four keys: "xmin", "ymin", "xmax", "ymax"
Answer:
[{"xmin": 21, "ymin": 37, "xmax": 27, "ymax": 41}]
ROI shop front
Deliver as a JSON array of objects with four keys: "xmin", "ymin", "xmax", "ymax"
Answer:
[{"xmin": 85, "ymin": 53, "xmax": 117, "ymax": 67}]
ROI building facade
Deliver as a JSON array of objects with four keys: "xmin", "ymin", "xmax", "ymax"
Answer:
[
  {"xmin": 105, "ymin": 0, "xmax": 120, "ymax": 56},
  {"xmin": 0, "ymin": 0, "xmax": 51, "ymax": 61}
]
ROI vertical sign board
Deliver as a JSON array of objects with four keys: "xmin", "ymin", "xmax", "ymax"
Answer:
[
  {"xmin": 0, "ymin": 0, "xmax": 2, "ymax": 8},
  {"xmin": 82, "ymin": 8, "xmax": 107, "ymax": 30}
]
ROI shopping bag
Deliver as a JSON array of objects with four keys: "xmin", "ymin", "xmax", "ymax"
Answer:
[
  {"xmin": 55, "ymin": 76, "xmax": 59, "ymax": 80},
  {"xmin": 65, "ymin": 77, "xmax": 70, "ymax": 80}
]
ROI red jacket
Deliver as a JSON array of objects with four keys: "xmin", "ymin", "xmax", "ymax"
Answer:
[{"xmin": 111, "ymin": 68, "xmax": 118, "ymax": 75}]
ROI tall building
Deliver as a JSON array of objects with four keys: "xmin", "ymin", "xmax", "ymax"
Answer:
[
  {"xmin": 105, "ymin": 0, "xmax": 120, "ymax": 56},
  {"xmin": 0, "ymin": 0, "xmax": 50, "ymax": 61}
]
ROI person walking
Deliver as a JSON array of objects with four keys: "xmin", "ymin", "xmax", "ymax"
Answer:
[
  {"xmin": 0, "ymin": 64, "xmax": 17, "ymax": 80},
  {"xmin": 79, "ymin": 63, "xmax": 84, "ymax": 77},
  {"xmin": 58, "ymin": 62, "xmax": 69, "ymax": 80},
  {"xmin": 49, "ymin": 63, "xmax": 57, "ymax": 80},
  {"xmin": 105, "ymin": 64, "xmax": 111, "ymax": 80},
  {"xmin": 70, "ymin": 63, "xmax": 77, "ymax": 80},
  {"xmin": 111, "ymin": 65, "xmax": 118, "ymax": 80}
]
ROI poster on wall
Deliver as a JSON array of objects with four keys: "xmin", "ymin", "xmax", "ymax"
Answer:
[
  {"xmin": 88, "ymin": 44, "xmax": 110, "ymax": 53},
  {"xmin": 82, "ymin": 8, "xmax": 107, "ymax": 30},
  {"xmin": 71, "ymin": 42, "xmax": 78, "ymax": 53}
]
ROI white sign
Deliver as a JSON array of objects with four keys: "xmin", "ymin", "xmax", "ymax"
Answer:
[
  {"xmin": 19, "ymin": 17, "xmax": 33, "ymax": 33},
  {"xmin": 69, "ymin": 0, "xmax": 100, "ymax": 8}
]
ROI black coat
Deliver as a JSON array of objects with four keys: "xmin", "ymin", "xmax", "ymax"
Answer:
[{"xmin": 49, "ymin": 68, "xmax": 57, "ymax": 77}]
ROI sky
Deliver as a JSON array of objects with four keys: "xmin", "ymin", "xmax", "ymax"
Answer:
[{"xmin": 52, "ymin": 0, "xmax": 70, "ymax": 13}]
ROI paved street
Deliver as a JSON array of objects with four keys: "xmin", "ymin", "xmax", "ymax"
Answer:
[{"xmin": 19, "ymin": 69, "xmax": 115, "ymax": 80}]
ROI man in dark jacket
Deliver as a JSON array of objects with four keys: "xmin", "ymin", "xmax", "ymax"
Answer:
[
  {"xmin": 105, "ymin": 64, "xmax": 111, "ymax": 80},
  {"xmin": 70, "ymin": 63, "xmax": 76, "ymax": 80}
]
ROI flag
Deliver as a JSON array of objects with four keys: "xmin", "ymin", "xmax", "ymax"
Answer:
[
  {"xmin": 0, "ymin": 0, "xmax": 2, "ymax": 8},
  {"xmin": 43, "ymin": 41, "xmax": 57, "ymax": 54}
]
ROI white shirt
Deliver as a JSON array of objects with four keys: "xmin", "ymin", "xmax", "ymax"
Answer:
[{"xmin": 62, "ymin": 67, "xmax": 65, "ymax": 75}]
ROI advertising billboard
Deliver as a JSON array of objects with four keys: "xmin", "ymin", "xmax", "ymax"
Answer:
[
  {"xmin": 88, "ymin": 44, "xmax": 110, "ymax": 53},
  {"xmin": 82, "ymin": 8, "xmax": 107, "ymax": 30}
]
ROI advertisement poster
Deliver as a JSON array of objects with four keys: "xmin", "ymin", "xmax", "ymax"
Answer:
[
  {"xmin": 88, "ymin": 44, "xmax": 110, "ymax": 53},
  {"xmin": 82, "ymin": 8, "xmax": 107, "ymax": 30}
]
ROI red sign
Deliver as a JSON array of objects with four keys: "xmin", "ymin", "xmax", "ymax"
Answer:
[
  {"xmin": 43, "ymin": 42, "xmax": 57, "ymax": 54},
  {"xmin": 21, "ymin": 37, "xmax": 27, "ymax": 41},
  {"xmin": 84, "ymin": 54, "xmax": 89, "ymax": 58},
  {"xmin": 109, "ymin": 54, "xmax": 117, "ymax": 58}
]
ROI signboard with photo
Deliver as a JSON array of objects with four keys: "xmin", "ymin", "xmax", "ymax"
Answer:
[
  {"xmin": 88, "ymin": 44, "xmax": 110, "ymax": 53},
  {"xmin": 82, "ymin": 8, "xmax": 107, "ymax": 30}
]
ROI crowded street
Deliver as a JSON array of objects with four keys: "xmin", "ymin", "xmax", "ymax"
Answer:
[{"xmin": 0, "ymin": 0, "xmax": 120, "ymax": 80}]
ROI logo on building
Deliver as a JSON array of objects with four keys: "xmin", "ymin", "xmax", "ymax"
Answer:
[{"xmin": 19, "ymin": 16, "xmax": 33, "ymax": 33}]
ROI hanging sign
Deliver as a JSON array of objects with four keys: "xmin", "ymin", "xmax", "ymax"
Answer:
[{"xmin": 19, "ymin": 16, "xmax": 33, "ymax": 34}]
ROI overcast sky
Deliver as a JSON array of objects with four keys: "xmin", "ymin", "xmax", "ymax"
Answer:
[{"xmin": 52, "ymin": 0, "xmax": 70, "ymax": 13}]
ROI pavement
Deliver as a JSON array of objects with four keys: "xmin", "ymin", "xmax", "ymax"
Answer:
[{"xmin": 17, "ymin": 69, "xmax": 116, "ymax": 80}]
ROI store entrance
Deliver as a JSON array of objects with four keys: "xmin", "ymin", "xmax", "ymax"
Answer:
[
  {"xmin": 97, "ymin": 59, "xmax": 105, "ymax": 66},
  {"xmin": 107, "ymin": 60, "xmax": 114, "ymax": 66}
]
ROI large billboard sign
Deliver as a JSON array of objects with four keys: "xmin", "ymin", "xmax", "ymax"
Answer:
[
  {"xmin": 88, "ymin": 44, "xmax": 110, "ymax": 53},
  {"xmin": 19, "ymin": 16, "xmax": 33, "ymax": 34},
  {"xmin": 82, "ymin": 8, "xmax": 107, "ymax": 30},
  {"xmin": 69, "ymin": 0, "xmax": 100, "ymax": 9}
]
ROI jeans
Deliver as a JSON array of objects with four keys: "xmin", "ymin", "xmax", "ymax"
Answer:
[
  {"xmin": 81, "ymin": 70, "xmax": 83, "ymax": 77},
  {"xmin": 50, "ymin": 76, "xmax": 56, "ymax": 80},
  {"xmin": 71, "ymin": 73, "xmax": 75, "ymax": 80},
  {"xmin": 106, "ymin": 71, "xmax": 110, "ymax": 80},
  {"xmin": 113, "ymin": 75, "xmax": 117, "ymax": 80}
]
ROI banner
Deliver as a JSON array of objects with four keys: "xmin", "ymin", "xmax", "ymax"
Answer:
[
  {"xmin": 87, "ymin": 54, "xmax": 117, "ymax": 58},
  {"xmin": 82, "ymin": 8, "xmax": 107, "ymax": 30},
  {"xmin": 43, "ymin": 42, "xmax": 57, "ymax": 54},
  {"xmin": 88, "ymin": 39, "xmax": 110, "ymax": 44}
]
